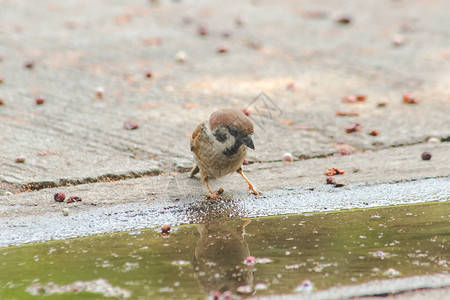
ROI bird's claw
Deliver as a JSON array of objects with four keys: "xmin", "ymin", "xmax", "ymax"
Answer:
[
  {"xmin": 249, "ymin": 188, "xmax": 262, "ymax": 196},
  {"xmin": 205, "ymin": 188, "xmax": 224, "ymax": 200}
]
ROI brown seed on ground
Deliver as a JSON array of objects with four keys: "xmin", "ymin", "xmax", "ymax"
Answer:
[
  {"xmin": 0, "ymin": 77, "xmax": 4, "ymax": 84},
  {"xmin": 286, "ymin": 82, "xmax": 299, "ymax": 91},
  {"xmin": 336, "ymin": 15, "xmax": 352, "ymax": 24},
  {"xmin": 24, "ymin": 61, "xmax": 34, "ymax": 69},
  {"xmin": 326, "ymin": 176, "xmax": 336, "ymax": 184},
  {"xmin": 345, "ymin": 123, "xmax": 362, "ymax": 133},
  {"xmin": 217, "ymin": 46, "xmax": 228, "ymax": 53},
  {"xmin": 368, "ymin": 130, "xmax": 379, "ymax": 136},
  {"xmin": 35, "ymin": 98, "xmax": 45, "ymax": 105},
  {"xmin": 123, "ymin": 121, "xmax": 139, "ymax": 130},
  {"xmin": 67, "ymin": 196, "xmax": 82, "ymax": 203},
  {"xmin": 0, "ymin": 99, "xmax": 4, "ymax": 105},
  {"xmin": 336, "ymin": 111, "xmax": 359, "ymax": 117},
  {"xmin": 403, "ymin": 93, "xmax": 419, "ymax": 104},
  {"xmin": 198, "ymin": 24, "xmax": 208, "ymax": 36},
  {"xmin": 377, "ymin": 101, "xmax": 387, "ymax": 107},
  {"xmin": 15, "ymin": 156, "xmax": 26, "ymax": 163},
  {"xmin": 54, "ymin": 193, "xmax": 66, "ymax": 202},
  {"xmin": 145, "ymin": 71, "xmax": 152, "ymax": 78},
  {"xmin": 421, "ymin": 152, "xmax": 432, "ymax": 160},
  {"xmin": 324, "ymin": 168, "xmax": 346, "ymax": 176}
]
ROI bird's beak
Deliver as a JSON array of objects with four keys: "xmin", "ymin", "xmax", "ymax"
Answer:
[{"xmin": 242, "ymin": 135, "xmax": 255, "ymax": 150}]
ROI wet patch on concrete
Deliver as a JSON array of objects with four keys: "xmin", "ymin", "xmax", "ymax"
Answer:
[
  {"xmin": 0, "ymin": 201, "xmax": 448, "ymax": 299},
  {"xmin": 0, "ymin": 178, "xmax": 449, "ymax": 247}
]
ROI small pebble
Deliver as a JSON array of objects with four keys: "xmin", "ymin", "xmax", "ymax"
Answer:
[
  {"xmin": 427, "ymin": 136, "xmax": 440, "ymax": 144},
  {"xmin": 62, "ymin": 208, "xmax": 69, "ymax": 216},
  {"xmin": 282, "ymin": 153, "xmax": 294, "ymax": 162},
  {"xmin": 15, "ymin": 156, "xmax": 26, "ymax": 163},
  {"xmin": 35, "ymin": 98, "xmax": 45, "ymax": 105},
  {"xmin": 421, "ymin": 151, "xmax": 432, "ymax": 161},
  {"xmin": 175, "ymin": 51, "xmax": 187, "ymax": 62}
]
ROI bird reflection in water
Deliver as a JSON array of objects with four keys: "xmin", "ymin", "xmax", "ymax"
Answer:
[{"xmin": 192, "ymin": 219, "xmax": 254, "ymax": 298}]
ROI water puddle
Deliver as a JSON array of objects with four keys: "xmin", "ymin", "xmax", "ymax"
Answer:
[{"xmin": 1, "ymin": 201, "xmax": 449, "ymax": 299}]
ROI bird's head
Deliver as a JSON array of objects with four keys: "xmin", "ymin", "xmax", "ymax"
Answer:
[{"xmin": 208, "ymin": 108, "xmax": 255, "ymax": 155}]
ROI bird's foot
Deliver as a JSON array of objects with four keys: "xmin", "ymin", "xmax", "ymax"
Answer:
[
  {"xmin": 248, "ymin": 187, "xmax": 262, "ymax": 196},
  {"xmin": 205, "ymin": 188, "xmax": 224, "ymax": 200}
]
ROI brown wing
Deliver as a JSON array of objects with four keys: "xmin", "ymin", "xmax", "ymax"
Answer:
[{"xmin": 190, "ymin": 121, "xmax": 205, "ymax": 152}]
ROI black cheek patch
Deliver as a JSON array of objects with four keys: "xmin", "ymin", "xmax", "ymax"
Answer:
[{"xmin": 214, "ymin": 132, "xmax": 227, "ymax": 142}]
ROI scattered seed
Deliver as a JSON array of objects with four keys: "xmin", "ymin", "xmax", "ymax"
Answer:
[
  {"xmin": 324, "ymin": 168, "xmax": 346, "ymax": 176},
  {"xmin": 336, "ymin": 14, "xmax": 352, "ymax": 24},
  {"xmin": 403, "ymin": 92, "xmax": 419, "ymax": 104},
  {"xmin": 392, "ymin": 34, "xmax": 406, "ymax": 46},
  {"xmin": 0, "ymin": 99, "xmax": 4, "ymax": 105},
  {"xmin": 342, "ymin": 95, "xmax": 357, "ymax": 103},
  {"xmin": 286, "ymin": 82, "xmax": 299, "ymax": 91},
  {"xmin": 217, "ymin": 188, "xmax": 224, "ymax": 195},
  {"xmin": 217, "ymin": 45, "xmax": 228, "ymax": 53},
  {"xmin": 221, "ymin": 30, "xmax": 232, "ymax": 38},
  {"xmin": 356, "ymin": 94, "xmax": 366, "ymax": 101},
  {"xmin": 123, "ymin": 121, "xmax": 139, "ymax": 130},
  {"xmin": 335, "ymin": 143, "xmax": 355, "ymax": 156},
  {"xmin": 67, "ymin": 196, "xmax": 82, "ymax": 203},
  {"xmin": 15, "ymin": 156, "xmax": 26, "ymax": 163},
  {"xmin": 54, "ymin": 193, "xmax": 66, "ymax": 202},
  {"xmin": 62, "ymin": 208, "xmax": 69, "ymax": 216},
  {"xmin": 377, "ymin": 100, "xmax": 387, "ymax": 107},
  {"xmin": 24, "ymin": 61, "xmax": 34, "ymax": 69},
  {"xmin": 235, "ymin": 14, "xmax": 245, "ymax": 26},
  {"xmin": 35, "ymin": 97, "xmax": 45, "ymax": 105},
  {"xmin": 336, "ymin": 111, "xmax": 359, "ymax": 117},
  {"xmin": 368, "ymin": 130, "xmax": 379, "ymax": 136},
  {"xmin": 161, "ymin": 224, "xmax": 171, "ymax": 234},
  {"xmin": 282, "ymin": 153, "xmax": 294, "ymax": 162},
  {"xmin": 421, "ymin": 151, "xmax": 432, "ymax": 160},
  {"xmin": 197, "ymin": 24, "xmax": 208, "ymax": 36},
  {"xmin": 145, "ymin": 71, "xmax": 152, "ymax": 78},
  {"xmin": 345, "ymin": 123, "xmax": 362, "ymax": 133},
  {"xmin": 0, "ymin": 77, "xmax": 3, "ymax": 84},
  {"xmin": 326, "ymin": 176, "xmax": 336, "ymax": 185},
  {"xmin": 175, "ymin": 51, "xmax": 187, "ymax": 62},
  {"xmin": 95, "ymin": 87, "xmax": 104, "ymax": 99},
  {"xmin": 183, "ymin": 102, "xmax": 196, "ymax": 109}
]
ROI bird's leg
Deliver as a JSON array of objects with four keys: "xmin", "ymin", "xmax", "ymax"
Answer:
[
  {"xmin": 237, "ymin": 169, "xmax": 262, "ymax": 195},
  {"xmin": 204, "ymin": 178, "xmax": 221, "ymax": 199}
]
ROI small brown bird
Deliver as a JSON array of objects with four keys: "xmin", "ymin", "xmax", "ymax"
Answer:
[{"xmin": 190, "ymin": 108, "xmax": 261, "ymax": 199}]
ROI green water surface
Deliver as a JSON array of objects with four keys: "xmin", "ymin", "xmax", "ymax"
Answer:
[{"xmin": 1, "ymin": 202, "xmax": 449, "ymax": 299}]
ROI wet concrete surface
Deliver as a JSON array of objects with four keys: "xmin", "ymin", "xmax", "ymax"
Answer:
[
  {"xmin": 1, "ymin": 201, "xmax": 448, "ymax": 299},
  {"xmin": 1, "ymin": 178, "xmax": 448, "ymax": 247}
]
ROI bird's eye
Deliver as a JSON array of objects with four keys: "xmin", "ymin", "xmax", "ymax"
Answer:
[
  {"xmin": 228, "ymin": 127, "xmax": 238, "ymax": 137},
  {"xmin": 214, "ymin": 131, "xmax": 227, "ymax": 142}
]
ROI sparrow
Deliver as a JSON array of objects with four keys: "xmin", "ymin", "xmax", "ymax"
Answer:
[{"xmin": 190, "ymin": 108, "xmax": 261, "ymax": 199}]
